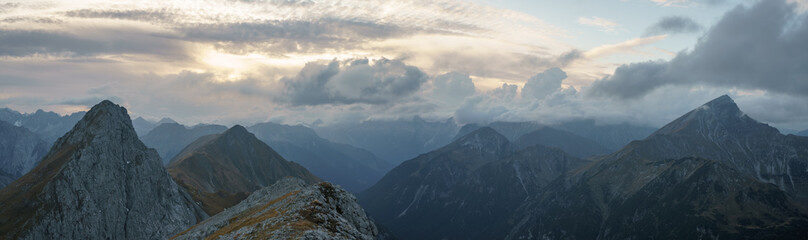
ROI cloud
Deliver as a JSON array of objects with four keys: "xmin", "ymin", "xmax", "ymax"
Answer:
[
  {"xmin": 578, "ymin": 16, "xmax": 620, "ymax": 32},
  {"xmin": 281, "ymin": 58, "xmax": 427, "ymax": 106},
  {"xmin": 644, "ymin": 16, "xmax": 703, "ymax": 36},
  {"xmin": 0, "ymin": 29, "xmax": 188, "ymax": 58},
  {"xmin": 584, "ymin": 35, "xmax": 668, "ymax": 59},
  {"xmin": 430, "ymin": 72, "xmax": 476, "ymax": 103},
  {"xmin": 522, "ymin": 68, "xmax": 567, "ymax": 100},
  {"xmin": 651, "ymin": 0, "xmax": 726, "ymax": 7},
  {"xmin": 591, "ymin": 0, "xmax": 808, "ymax": 99}
]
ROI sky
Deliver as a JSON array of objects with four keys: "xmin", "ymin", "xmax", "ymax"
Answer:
[{"xmin": 1, "ymin": 0, "xmax": 807, "ymax": 130}]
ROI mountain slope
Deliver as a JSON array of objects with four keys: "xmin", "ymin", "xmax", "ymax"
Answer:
[
  {"xmin": 173, "ymin": 178, "xmax": 377, "ymax": 240},
  {"xmin": 455, "ymin": 121, "xmax": 544, "ymax": 142},
  {"xmin": 513, "ymin": 127, "xmax": 611, "ymax": 158},
  {"xmin": 167, "ymin": 125, "xmax": 321, "ymax": 215},
  {"xmin": 248, "ymin": 122, "xmax": 391, "ymax": 192},
  {"xmin": 0, "ymin": 100, "xmax": 207, "ymax": 239},
  {"xmin": 141, "ymin": 122, "xmax": 227, "ymax": 164},
  {"xmin": 458, "ymin": 121, "xmax": 611, "ymax": 158},
  {"xmin": 132, "ymin": 117, "xmax": 156, "ymax": 136},
  {"xmin": 360, "ymin": 127, "xmax": 588, "ymax": 239},
  {"xmin": 797, "ymin": 129, "xmax": 808, "ymax": 137},
  {"xmin": 0, "ymin": 120, "xmax": 48, "ymax": 188},
  {"xmin": 315, "ymin": 117, "xmax": 459, "ymax": 164},
  {"xmin": 506, "ymin": 95, "xmax": 808, "ymax": 239},
  {"xmin": 552, "ymin": 119, "xmax": 657, "ymax": 150}
]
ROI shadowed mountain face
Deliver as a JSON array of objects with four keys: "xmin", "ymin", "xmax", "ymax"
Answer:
[
  {"xmin": 0, "ymin": 100, "xmax": 207, "ymax": 239},
  {"xmin": 360, "ymin": 127, "xmax": 589, "ymax": 240},
  {"xmin": 552, "ymin": 119, "xmax": 657, "ymax": 150},
  {"xmin": 0, "ymin": 108, "xmax": 85, "ymax": 145},
  {"xmin": 505, "ymin": 95, "xmax": 808, "ymax": 239},
  {"xmin": 248, "ymin": 122, "xmax": 392, "ymax": 193},
  {"xmin": 167, "ymin": 125, "xmax": 321, "ymax": 215},
  {"xmin": 131, "ymin": 117, "xmax": 156, "ymax": 136},
  {"xmin": 315, "ymin": 117, "xmax": 460, "ymax": 164},
  {"xmin": 513, "ymin": 127, "xmax": 611, "ymax": 158},
  {"xmin": 173, "ymin": 178, "xmax": 378, "ymax": 240},
  {"xmin": 458, "ymin": 122, "xmax": 611, "ymax": 158},
  {"xmin": 141, "ymin": 122, "xmax": 227, "ymax": 165},
  {"xmin": 0, "ymin": 120, "xmax": 48, "ymax": 188},
  {"xmin": 455, "ymin": 121, "xmax": 544, "ymax": 142}
]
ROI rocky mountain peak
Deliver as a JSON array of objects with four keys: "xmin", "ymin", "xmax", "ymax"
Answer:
[
  {"xmin": 222, "ymin": 124, "xmax": 250, "ymax": 137},
  {"xmin": 454, "ymin": 127, "xmax": 509, "ymax": 150},
  {"xmin": 0, "ymin": 100, "xmax": 207, "ymax": 239},
  {"xmin": 50, "ymin": 100, "xmax": 139, "ymax": 149},
  {"xmin": 652, "ymin": 95, "xmax": 772, "ymax": 136}
]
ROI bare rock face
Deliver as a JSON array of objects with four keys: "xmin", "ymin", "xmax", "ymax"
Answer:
[
  {"xmin": 174, "ymin": 178, "xmax": 377, "ymax": 240},
  {"xmin": 0, "ymin": 100, "xmax": 207, "ymax": 239}
]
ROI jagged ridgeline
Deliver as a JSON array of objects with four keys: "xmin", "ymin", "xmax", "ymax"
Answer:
[{"xmin": 0, "ymin": 100, "xmax": 207, "ymax": 239}]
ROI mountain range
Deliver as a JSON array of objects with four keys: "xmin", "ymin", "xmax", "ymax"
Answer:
[
  {"xmin": 361, "ymin": 95, "xmax": 808, "ymax": 239},
  {"xmin": 167, "ymin": 125, "xmax": 321, "ymax": 215},
  {"xmin": 0, "ymin": 120, "xmax": 48, "ymax": 188},
  {"xmin": 360, "ymin": 127, "xmax": 589, "ymax": 239},
  {"xmin": 507, "ymin": 95, "xmax": 808, "ymax": 239},
  {"xmin": 315, "ymin": 117, "xmax": 460, "ymax": 164},
  {"xmin": 0, "ymin": 108, "xmax": 85, "ymax": 145},
  {"xmin": 457, "ymin": 122, "xmax": 612, "ymax": 158},
  {"xmin": 247, "ymin": 122, "xmax": 392, "ymax": 192},
  {"xmin": 141, "ymin": 122, "xmax": 228, "ymax": 164},
  {"xmin": 132, "ymin": 117, "xmax": 178, "ymax": 136}
]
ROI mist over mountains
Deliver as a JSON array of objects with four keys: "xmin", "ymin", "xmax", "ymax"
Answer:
[{"xmin": 0, "ymin": 94, "xmax": 806, "ymax": 239}]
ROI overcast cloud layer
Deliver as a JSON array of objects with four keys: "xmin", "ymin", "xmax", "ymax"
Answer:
[{"xmin": 1, "ymin": 0, "xmax": 807, "ymax": 130}]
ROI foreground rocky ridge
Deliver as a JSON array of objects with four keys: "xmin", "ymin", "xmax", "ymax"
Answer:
[
  {"xmin": 174, "ymin": 178, "xmax": 377, "ymax": 240},
  {"xmin": 0, "ymin": 100, "xmax": 207, "ymax": 239}
]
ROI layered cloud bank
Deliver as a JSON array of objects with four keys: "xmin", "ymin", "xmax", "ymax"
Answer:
[{"xmin": 1, "ymin": 0, "xmax": 807, "ymax": 130}]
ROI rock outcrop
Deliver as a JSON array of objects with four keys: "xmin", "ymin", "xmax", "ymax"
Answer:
[{"xmin": 174, "ymin": 178, "xmax": 377, "ymax": 240}]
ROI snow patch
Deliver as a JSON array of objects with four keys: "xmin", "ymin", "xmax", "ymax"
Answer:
[
  {"xmin": 698, "ymin": 105, "xmax": 711, "ymax": 111},
  {"xmin": 13, "ymin": 120, "xmax": 21, "ymax": 127},
  {"xmin": 397, "ymin": 185, "xmax": 428, "ymax": 218},
  {"xmin": 513, "ymin": 162, "xmax": 529, "ymax": 196}
]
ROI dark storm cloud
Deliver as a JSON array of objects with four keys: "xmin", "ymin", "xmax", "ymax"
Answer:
[
  {"xmin": 591, "ymin": 0, "xmax": 808, "ymax": 99},
  {"xmin": 281, "ymin": 58, "xmax": 427, "ymax": 106},
  {"xmin": 644, "ymin": 16, "xmax": 703, "ymax": 36},
  {"xmin": 0, "ymin": 29, "xmax": 188, "ymax": 58}
]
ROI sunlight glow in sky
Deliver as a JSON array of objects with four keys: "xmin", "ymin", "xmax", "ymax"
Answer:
[{"xmin": 1, "ymin": 0, "xmax": 807, "ymax": 130}]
